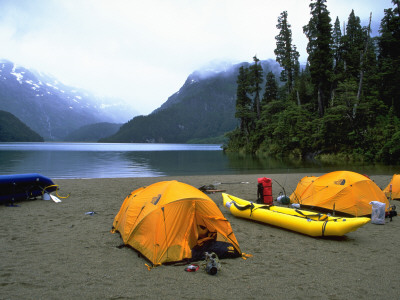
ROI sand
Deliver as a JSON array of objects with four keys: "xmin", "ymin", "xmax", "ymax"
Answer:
[{"xmin": 1, "ymin": 173, "xmax": 399, "ymax": 299}]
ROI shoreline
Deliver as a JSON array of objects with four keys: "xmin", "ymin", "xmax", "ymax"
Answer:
[{"xmin": 1, "ymin": 173, "xmax": 399, "ymax": 299}]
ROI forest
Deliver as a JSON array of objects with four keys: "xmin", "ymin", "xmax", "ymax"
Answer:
[
  {"xmin": 225, "ymin": 0, "xmax": 400, "ymax": 164},
  {"xmin": 0, "ymin": 110, "xmax": 43, "ymax": 142}
]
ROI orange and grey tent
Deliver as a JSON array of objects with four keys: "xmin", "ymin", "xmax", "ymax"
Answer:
[
  {"xmin": 383, "ymin": 174, "xmax": 400, "ymax": 199},
  {"xmin": 111, "ymin": 180, "xmax": 241, "ymax": 266},
  {"xmin": 289, "ymin": 171, "xmax": 389, "ymax": 216}
]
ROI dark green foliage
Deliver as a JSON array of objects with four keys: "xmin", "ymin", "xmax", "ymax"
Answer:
[
  {"xmin": 342, "ymin": 10, "xmax": 364, "ymax": 80},
  {"xmin": 235, "ymin": 66, "xmax": 254, "ymax": 137},
  {"xmin": 379, "ymin": 131, "xmax": 400, "ymax": 164},
  {"xmin": 0, "ymin": 110, "xmax": 44, "ymax": 142},
  {"xmin": 248, "ymin": 56, "xmax": 264, "ymax": 119},
  {"xmin": 262, "ymin": 72, "xmax": 279, "ymax": 104},
  {"xmin": 378, "ymin": 1, "xmax": 400, "ymax": 116},
  {"xmin": 303, "ymin": 0, "xmax": 333, "ymax": 117},
  {"xmin": 225, "ymin": 0, "xmax": 400, "ymax": 164},
  {"xmin": 274, "ymin": 11, "xmax": 300, "ymax": 94},
  {"xmin": 331, "ymin": 17, "xmax": 345, "ymax": 95}
]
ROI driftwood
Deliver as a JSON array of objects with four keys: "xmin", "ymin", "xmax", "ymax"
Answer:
[{"xmin": 198, "ymin": 185, "xmax": 226, "ymax": 194}]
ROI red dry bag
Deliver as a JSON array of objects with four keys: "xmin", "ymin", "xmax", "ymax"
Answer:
[{"xmin": 257, "ymin": 177, "xmax": 273, "ymax": 205}]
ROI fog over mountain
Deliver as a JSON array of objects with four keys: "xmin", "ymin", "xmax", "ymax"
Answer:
[
  {"xmin": 0, "ymin": 59, "xmax": 137, "ymax": 140},
  {"xmin": 102, "ymin": 59, "xmax": 282, "ymax": 144},
  {"xmin": 0, "ymin": 0, "xmax": 391, "ymax": 115}
]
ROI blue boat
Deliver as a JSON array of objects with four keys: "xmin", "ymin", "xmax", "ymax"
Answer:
[{"xmin": 0, "ymin": 173, "xmax": 58, "ymax": 204}]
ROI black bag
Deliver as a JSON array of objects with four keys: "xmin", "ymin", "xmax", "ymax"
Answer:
[{"xmin": 257, "ymin": 183, "xmax": 263, "ymax": 204}]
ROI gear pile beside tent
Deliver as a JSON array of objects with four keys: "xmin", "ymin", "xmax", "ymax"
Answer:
[{"xmin": 111, "ymin": 180, "xmax": 242, "ymax": 267}]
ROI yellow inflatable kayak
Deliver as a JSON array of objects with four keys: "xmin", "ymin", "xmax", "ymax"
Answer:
[{"xmin": 222, "ymin": 193, "xmax": 370, "ymax": 237}]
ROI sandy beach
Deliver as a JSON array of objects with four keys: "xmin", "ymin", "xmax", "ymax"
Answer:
[{"xmin": 1, "ymin": 173, "xmax": 399, "ymax": 299}]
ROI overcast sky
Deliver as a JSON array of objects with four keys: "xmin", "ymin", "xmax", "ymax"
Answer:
[{"xmin": 0, "ymin": 0, "xmax": 395, "ymax": 115}]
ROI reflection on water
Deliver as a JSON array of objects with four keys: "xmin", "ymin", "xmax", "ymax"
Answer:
[
  {"xmin": 0, "ymin": 143, "xmax": 227, "ymax": 178},
  {"xmin": 0, "ymin": 143, "xmax": 399, "ymax": 179},
  {"xmin": 224, "ymin": 152, "xmax": 400, "ymax": 175},
  {"xmin": 0, "ymin": 149, "xmax": 233, "ymax": 178},
  {"xmin": 0, "ymin": 142, "xmax": 221, "ymax": 152}
]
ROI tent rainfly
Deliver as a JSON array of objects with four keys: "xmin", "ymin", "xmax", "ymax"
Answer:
[
  {"xmin": 289, "ymin": 176, "xmax": 318, "ymax": 204},
  {"xmin": 383, "ymin": 174, "xmax": 400, "ymax": 200},
  {"xmin": 290, "ymin": 171, "xmax": 389, "ymax": 217},
  {"xmin": 111, "ymin": 180, "xmax": 242, "ymax": 266}
]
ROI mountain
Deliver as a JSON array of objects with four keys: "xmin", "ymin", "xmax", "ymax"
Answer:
[
  {"xmin": 63, "ymin": 122, "xmax": 122, "ymax": 142},
  {"xmin": 0, "ymin": 59, "xmax": 137, "ymax": 141},
  {"xmin": 0, "ymin": 110, "xmax": 44, "ymax": 142},
  {"xmin": 101, "ymin": 59, "xmax": 281, "ymax": 143}
]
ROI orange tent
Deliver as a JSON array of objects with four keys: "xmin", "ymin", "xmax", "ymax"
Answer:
[
  {"xmin": 289, "ymin": 171, "xmax": 389, "ymax": 216},
  {"xmin": 112, "ymin": 180, "xmax": 241, "ymax": 266},
  {"xmin": 383, "ymin": 174, "xmax": 400, "ymax": 199},
  {"xmin": 289, "ymin": 176, "xmax": 318, "ymax": 204}
]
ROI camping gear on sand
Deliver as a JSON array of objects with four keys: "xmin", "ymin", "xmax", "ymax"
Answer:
[
  {"xmin": 383, "ymin": 174, "xmax": 400, "ymax": 200},
  {"xmin": 184, "ymin": 264, "xmax": 199, "ymax": 272},
  {"xmin": 257, "ymin": 177, "xmax": 273, "ymax": 205},
  {"xmin": 290, "ymin": 171, "xmax": 389, "ymax": 217},
  {"xmin": 111, "ymin": 180, "xmax": 242, "ymax": 267},
  {"xmin": 370, "ymin": 201, "xmax": 386, "ymax": 225},
  {"xmin": 0, "ymin": 173, "xmax": 61, "ymax": 205},
  {"xmin": 222, "ymin": 193, "xmax": 370, "ymax": 237},
  {"xmin": 276, "ymin": 192, "xmax": 290, "ymax": 205},
  {"xmin": 204, "ymin": 252, "xmax": 220, "ymax": 275}
]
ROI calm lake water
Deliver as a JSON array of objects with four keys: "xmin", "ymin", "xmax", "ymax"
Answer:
[{"xmin": 0, "ymin": 142, "xmax": 398, "ymax": 179}]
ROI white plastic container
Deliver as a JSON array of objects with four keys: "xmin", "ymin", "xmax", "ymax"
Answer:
[{"xmin": 369, "ymin": 201, "xmax": 386, "ymax": 225}]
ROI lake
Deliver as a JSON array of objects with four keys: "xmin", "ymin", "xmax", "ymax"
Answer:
[{"xmin": 0, "ymin": 142, "xmax": 398, "ymax": 179}]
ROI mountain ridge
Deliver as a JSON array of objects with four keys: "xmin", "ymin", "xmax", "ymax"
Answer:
[
  {"xmin": 101, "ymin": 59, "xmax": 282, "ymax": 143},
  {"xmin": 153, "ymin": 59, "xmax": 281, "ymax": 114},
  {"xmin": 0, "ymin": 58, "xmax": 281, "ymax": 143},
  {"xmin": 0, "ymin": 110, "xmax": 44, "ymax": 142},
  {"xmin": 0, "ymin": 59, "xmax": 137, "ymax": 141}
]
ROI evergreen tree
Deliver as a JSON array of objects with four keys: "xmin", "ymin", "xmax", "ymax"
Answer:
[
  {"xmin": 235, "ymin": 66, "xmax": 253, "ymax": 136},
  {"xmin": 297, "ymin": 65, "xmax": 314, "ymax": 109},
  {"xmin": 332, "ymin": 17, "xmax": 343, "ymax": 67},
  {"xmin": 361, "ymin": 36, "xmax": 380, "ymax": 98},
  {"xmin": 354, "ymin": 12, "xmax": 372, "ymax": 117},
  {"xmin": 274, "ymin": 11, "xmax": 300, "ymax": 94},
  {"xmin": 342, "ymin": 10, "xmax": 364, "ymax": 80},
  {"xmin": 262, "ymin": 71, "xmax": 278, "ymax": 104},
  {"xmin": 378, "ymin": 0, "xmax": 400, "ymax": 116},
  {"xmin": 248, "ymin": 56, "xmax": 264, "ymax": 119},
  {"xmin": 226, "ymin": 1, "xmax": 400, "ymax": 163},
  {"xmin": 303, "ymin": 0, "xmax": 333, "ymax": 117},
  {"xmin": 331, "ymin": 17, "xmax": 344, "ymax": 105}
]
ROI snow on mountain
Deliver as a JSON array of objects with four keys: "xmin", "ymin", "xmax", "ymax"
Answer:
[{"xmin": 0, "ymin": 59, "xmax": 137, "ymax": 140}]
